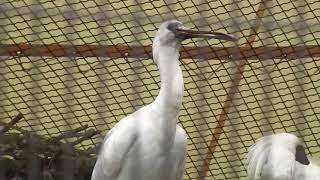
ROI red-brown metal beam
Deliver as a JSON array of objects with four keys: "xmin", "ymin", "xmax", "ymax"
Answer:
[{"xmin": 1, "ymin": 44, "xmax": 320, "ymax": 60}]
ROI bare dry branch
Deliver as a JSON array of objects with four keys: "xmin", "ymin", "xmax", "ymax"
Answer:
[
  {"xmin": 71, "ymin": 129, "xmax": 101, "ymax": 146},
  {"xmin": 50, "ymin": 124, "xmax": 89, "ymax": 143},
  {"xmin": 0, "ymin": 113, "xmax": 24, "ymax": 133}
]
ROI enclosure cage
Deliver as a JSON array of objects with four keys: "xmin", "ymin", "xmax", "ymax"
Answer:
[{"xmin": 0, "ymin": 0, "xmax": 320, "ymax": 179}]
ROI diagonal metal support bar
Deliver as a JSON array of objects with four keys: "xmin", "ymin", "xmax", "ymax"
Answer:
[{"xmin": 198, "ymin": 0, "xmax": 270, "ymax": 179}]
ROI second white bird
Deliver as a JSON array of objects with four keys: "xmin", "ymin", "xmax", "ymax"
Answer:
[{"xmin": 247, "ymin": 133, "xmax": 320, "ymax": 180}]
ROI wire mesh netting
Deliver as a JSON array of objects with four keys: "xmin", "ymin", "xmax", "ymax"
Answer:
[{"xmin": 1, "ymin": 0, "xmax": 320, "ymax": 179}]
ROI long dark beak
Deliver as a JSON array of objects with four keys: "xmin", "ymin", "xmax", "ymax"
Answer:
[{"xmin": 176, "ymin": 28, "xmax": 237, "ymax": 42}]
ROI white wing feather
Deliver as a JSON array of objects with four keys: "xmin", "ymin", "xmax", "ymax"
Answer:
[
  {"xmin": 295, "ymin": 159, "xmax": 320, "ymax": 180},
  {"xmin": 246, "ymin": 136, "xmax": 271, "ymax": 180},
  {"xmin": 175, "ymin": 126, "xmax": 187, "ymax": 180},
  {"xmin": 91, "ymin": 115, "xmax": 137, "ymax": 180},
  {"xmin": 246, "ymin": 133, "xmax": 298, "ymax": 180}
]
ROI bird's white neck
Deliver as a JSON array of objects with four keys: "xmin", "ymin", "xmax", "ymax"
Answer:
[{"xmin": 153, "ymin": 46, "xmax": 184, "ymax": 122}]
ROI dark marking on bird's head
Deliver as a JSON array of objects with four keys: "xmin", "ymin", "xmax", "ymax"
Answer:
[
  {"xmin": 295, "ymin": 145, "xmax": 310, "ymax": 165},
  {"xmin": 155, "ymin": 20, "xmax": 237, "ymax": 48},
  {"xmin": 154, "ymin": 20, "xmax": 185, "ymax": 48},
  {"xmin": 152, "ymin": 20, "xmax": 237, "ymax": 64}
]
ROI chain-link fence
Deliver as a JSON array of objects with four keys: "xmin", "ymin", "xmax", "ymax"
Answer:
[{"xmin": 1, "ymin": 0, "xmax": 320, "ymax": 179}]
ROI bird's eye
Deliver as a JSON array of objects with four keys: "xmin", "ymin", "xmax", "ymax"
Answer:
[{"xmin": 167, "ymin": 23, "xmax": 178, "ymax": 31}]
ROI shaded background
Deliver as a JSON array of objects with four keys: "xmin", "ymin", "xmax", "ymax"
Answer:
[{"xmin": 0, "ymin": 0, "xmax": 320, "ymax": 179}]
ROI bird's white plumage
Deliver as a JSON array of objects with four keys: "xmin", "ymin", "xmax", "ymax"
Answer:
[
  {"xmin": 91, "ymin": 20, "xmax": 237, "ymax": 180},
  {"xmin": 91, "ymin": 20, "xmax": 188, "ymax": 180},
  {"xmin": 91, "ymin": 107, "xmax": 187, "ymax": 180},
  {"xmin": 246, "ymin": 133, "xmax": 320, "ymax": 180},
  {"xmin": 294, "ymin": 160, "xmax": 320, "ymax": 180}
]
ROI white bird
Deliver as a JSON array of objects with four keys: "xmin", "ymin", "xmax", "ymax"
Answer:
[
  {"xmin": 91, "ymin": 20, "xmax": 237, "ymax": 180},
  {"xmin": 246, "ymin": 132, "xmax": 320, "ymax": 180}
]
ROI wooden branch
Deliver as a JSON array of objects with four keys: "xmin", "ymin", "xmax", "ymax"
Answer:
[
  {"xmin": 198, "ymin": 0, "xmax": 270, "ymax": 179},
  {"xmin": 0, "ymin": 131, "xmax": 98, "ymax": 179},
  {"xmin": 51, "ymin": 124, "xmax": 89, "ymax": 143},
  {"xmin": 0, "ymin": 111, "xmax": 98, "ymax": 179},
  {"xmin": 0, "ymin": 113, "xmax": 23, "ymax": 133},
  {"xmin": 71, "ymin": 129, "xmax": 101, "ymax": 146},
  {"xmin": 1, "ymin": 43, "xmax": 320, "ymax": 60}
]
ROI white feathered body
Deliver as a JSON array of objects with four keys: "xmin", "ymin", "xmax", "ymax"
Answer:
[
  {"xmin": 294, "ymin": 160, "xmax": 320, "ymax": 180},
  {"xmin": 91, "ymin": 102, "xmax": 187, "ymax": 180},
  {"xmin": 247, "ymin": 133, "xmax": 320, "ymax": 180},
  {"xmin": 91, "ymin": 19, "xmax": 235, "ymax": 180}
]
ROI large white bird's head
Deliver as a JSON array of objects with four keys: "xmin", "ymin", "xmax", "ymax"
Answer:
[
  {"xmin": 270, "ymin": 133, "xmax": 310, "ymax": 165},
  {"xmin": 152, "ymin": 20, "xmax": 237, "ymax": 64},
  {"xmin": 270, "ymin": 133, "xmax": 302, "ymax": 149},
  {"xmin": 247, "ymin": 133, "xmax": 311, "ymax": 180}
]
